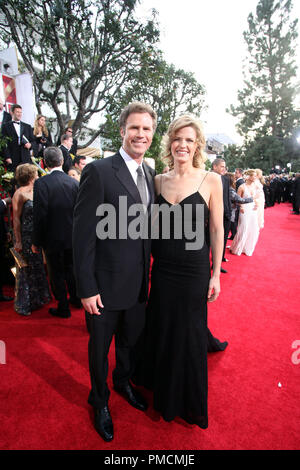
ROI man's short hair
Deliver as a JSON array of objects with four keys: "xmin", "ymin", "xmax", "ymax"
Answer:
[
  {"xmin": 235, "ymin": 168, "xmax": 243, "ymax": 175},
  {"xmin": 44, "ymin": 146, "xmax": 63, "ymax": 168},
  {"xmin": 11, "ymin": 104, "xmax": 22, "ymax": 113},
  {"xmin": 119, "ymin": 102, "xmax": 157, "ymax": 131},
  {"xmin": 74, "ymin": 155, "xmax": 86, "ymax": 165},
  {"xmin": 212, "ymin": 157, "xmax": 225, "ymax": 168}
]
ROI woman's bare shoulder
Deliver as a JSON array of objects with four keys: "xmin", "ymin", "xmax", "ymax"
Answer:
[{"xmin": 205, "ymin": 171, "xmax": 221, "ymax": 184}]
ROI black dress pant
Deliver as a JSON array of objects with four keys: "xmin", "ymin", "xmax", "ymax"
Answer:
[
  {"xmin": 45, "ymin": 248, "xmax": 77, "ymax": 311},
  {"xmin": 85, "ymin": 299, "xmax": 146, "ymax": 410},
  {"xmin": 223, "ymin": 217, "xmax": 231, "ymax": 260}
]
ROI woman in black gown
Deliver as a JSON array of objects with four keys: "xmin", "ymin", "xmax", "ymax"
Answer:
[
  {"xmin": 12, "ymin": 164, "xmax": 51, "ymax": 316},
  {"xmin": 136, "ymin": 115, "xmax": 225, "ymax": 429}
]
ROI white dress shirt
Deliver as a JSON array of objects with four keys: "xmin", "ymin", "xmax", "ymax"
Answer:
[
  {"xmin": 119, "ymin": 147, "xmax": 150, "ymax": 204},
  {"xmin": 48, "ymin": 167, "xmax": 64, "ymax": 174}
]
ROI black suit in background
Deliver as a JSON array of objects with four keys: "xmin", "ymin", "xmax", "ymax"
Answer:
[
  {"xmin": 70, "ymin": 138, "xmax": 77, "ymax": 157},
  {"xmin": 73, "ymin": 152, "xmax": 155, "ymax": 410},
  {"xmin": 59, "ymin": 145, "xmax": 73, "ymax": 173},
  {"xmin": 221, "ymin": 174, "xmax": 231, "ymax": 260},
  {"xmin": 2, "ymin": 120, "xmax": 34, "ymax": 171},
  {"xmin": 32, "ymin": 170, "xmax": 79, "ymax": 315},
  {"xmin": 1, "ymin": 110, "xmax": 12, "ymax": 129},
  {"xmin": 235, "ymin": 177, "xmax": 245, "ymax": 192}
]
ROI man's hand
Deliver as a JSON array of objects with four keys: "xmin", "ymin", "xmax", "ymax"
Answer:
[
  {"xmin": 14, "ymin": 241, "xmax": 22, "ymax": 253},
  {"xmin": 31, "ymin": 244, "xmax": 40, "ymax": 254},
  {"xmin": 81, "ymin": 294, "xmax": 104, "ymax": 315},
  {"xmin": 24, "ymin": 143, "xmax": 31, "ymax": 149},
  {"xmin": 6, "ymin": 158, "xmax": 12, "ymax": 165}
]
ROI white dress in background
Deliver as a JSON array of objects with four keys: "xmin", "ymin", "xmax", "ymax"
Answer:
[
  {"xmin": 230, "ymin": 183, "xmax": 260, "ymax": 256},
  {"xmin": 255, "ymin": 179, "xmax": 265, "ymax": 229}
]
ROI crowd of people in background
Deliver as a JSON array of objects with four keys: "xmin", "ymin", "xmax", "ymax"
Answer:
[{"xmin": 0, "ymin": 102, "xmax": 299, "ymax": 312}]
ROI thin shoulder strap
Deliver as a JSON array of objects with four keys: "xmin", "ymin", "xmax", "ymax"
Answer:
[{"xmin": 198, "ymin": 172, "xmax": 209, "ymax": 191}]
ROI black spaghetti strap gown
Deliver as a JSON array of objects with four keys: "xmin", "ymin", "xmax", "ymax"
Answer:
[{"xmin": 135, "ymin": 185, "xmax": 226, "ymax": 429}]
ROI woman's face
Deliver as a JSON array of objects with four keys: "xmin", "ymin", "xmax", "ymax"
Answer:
[
  {"xmin": 248, "ymin": 173, "xmax": 256, "ymax": 183},
  {"xmin": 68, "ymin": 169, "xmax": 80, "ymax": 181},
  {"xmin": 38, "ymin": 116, "xmax": 46, "ymax": 127},
  {"xmin": 171, "ymin": 126, "xmax": 197, "ymax": 165}
]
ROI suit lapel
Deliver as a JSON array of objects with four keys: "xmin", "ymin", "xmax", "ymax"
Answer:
[{"xmin": 9, "ymin": 121, "xmax": 18, "ymax": 139}]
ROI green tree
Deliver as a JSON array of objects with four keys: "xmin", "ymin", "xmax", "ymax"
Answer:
[
  {"xmin": 227, "ymin": 0, "xmax": 300, "ymax": 170},
  {"xmin": 103, "ymin": 52, "xmax": 206, "ymax": 171},
  {"xmin": 0, "ymin": 0, "xmax": 160, "ymax": 144},
  {"xmin": 223, "ymin": 144, "xmax": 246, "ymax": 172}
]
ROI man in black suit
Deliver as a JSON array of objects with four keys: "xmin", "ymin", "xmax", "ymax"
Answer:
[
  {"xmin": 2, "ymin": 104, "xmax": 34, "ymax": 171},
  {"xmin": 32, "ymin": 146, "xmax": 80, "ymax": 318},
  {"xmin": 212, "ymin": 158, "xmax": 231, "ymax": 273},
  {"xmin": 73, "ymin": 102, "xmax": 156, "ymax": 442},
  {"xmin": 59, "ymin": 134, "xmax": 73, "ymax": 173},
  {"xmin": 0, "ymin": 99, "xmax": 12, "ymax": 130},
  {"xmin": 57, "ymin": 127, "xmax": 78, "ymax": 157},
  {"xmin": 0, "ymin": 197, "xmax": 13, "ymax": 301},
  {"xmin": 235, "ymin": 168, "xmax": 245, "ymax": 191}
]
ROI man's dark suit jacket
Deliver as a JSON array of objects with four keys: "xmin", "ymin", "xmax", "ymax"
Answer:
[
  {"xmin": 1, "ymin": 110, "xmax": 12, "ymax": 130},
  {"xmin": 59, "ymin": 145, "xmax": 73, "ymax": 173},
  {"xmin": 235, "ymin": 177, "xmax": 245, "ymax": 191},
  {"xmin": 73, "ymin": 152, "xmax": 155, "ymax": 311},
  {"xmin": 221, "ymin": 174, "xmax": 231, "ymax": 221},
  {"xmin": 2, "ymin": 120, "xmax": 34, "ymax": 170},
  {"xmin": 32, "ymin": 170, "xmax": 79, "ymax": 254}
]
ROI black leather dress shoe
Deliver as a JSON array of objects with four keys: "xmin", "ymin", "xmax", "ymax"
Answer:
[
  {"xmin": 94, "ymin": 406, "xmax": 114, "ymax": 442},
  {"xmin": 220, "ymin": 267, "xmax": 227, "ymax": 273},
  {"xmin": 114, "ymin": 382, "xmax": 148, "ymax": 411},
  {"xmin": 49, "ymin": 307, "xmax": 71, "ymax": 318}
]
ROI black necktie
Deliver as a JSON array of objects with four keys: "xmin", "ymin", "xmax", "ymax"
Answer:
[{"xmin": 13, "ymin": 121, "xmax": 20, "ymax": 124}]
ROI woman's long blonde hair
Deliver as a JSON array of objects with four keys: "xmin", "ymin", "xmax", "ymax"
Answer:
[
  {"xmin": 161, "ymin": 115, "xmax": 206, "ymax": 170},
  {"xmin": 33, "ymin": 115, "xmax": 49, "ymax": 137},
  {"xmin": 255, "ymin": 168, "xmax": 265, "ymax": 184}
]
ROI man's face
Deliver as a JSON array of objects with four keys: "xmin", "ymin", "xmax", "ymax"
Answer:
[
  {"xmin": 214, "ymin": 161, "xmax": 226, "ymax": 175},
  {"xmin": 66, "ymin": 128, "xmax": 73, "ymax": 137},
  {"xmin": 235, "ymin": 169, "xmax": 241, "ymax": 179},
  {"xmin": 64, "ymin": 137, "xmax": 73, "ymax": 150},
  {"xmin": 76, "ymin": 159, "xmax": 86, "ymax": 171},
  {"xmin": 120, "ymin": 112, "xmax": 154, "ymax": 160},
  {"xmin": 12, "ymin": 107, "xmax": 22, "ymax": 121}
]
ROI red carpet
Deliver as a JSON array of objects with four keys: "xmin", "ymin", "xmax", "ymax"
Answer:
[{"xmin": 0, "ymin": 202, "xmax": 299, "ymax": 450}]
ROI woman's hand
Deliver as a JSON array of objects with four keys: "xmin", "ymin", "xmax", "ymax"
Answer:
[{"xmin": 207, "ymin": 275, "xmax": 220, "ymax": 303}]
